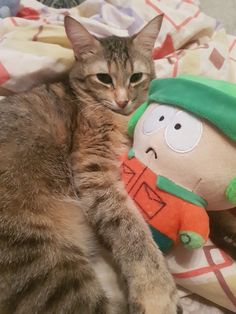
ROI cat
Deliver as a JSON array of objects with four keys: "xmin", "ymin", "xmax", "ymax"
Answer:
[
  {"xmin": 66, "ymin": 15, "xmax": 179, "ymax": 314},
  {"xmin": 0, "ymin": 15, "xmax": 180, "ymax": 314}
]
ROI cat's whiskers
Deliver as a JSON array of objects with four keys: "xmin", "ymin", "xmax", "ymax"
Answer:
[
  {"xmin": 71, "ymin": 98, "xmax": 104, "ymax": 114},
  {"xmin": 0, "ymin": 14, "xmax": 181, "ymax": 314}
]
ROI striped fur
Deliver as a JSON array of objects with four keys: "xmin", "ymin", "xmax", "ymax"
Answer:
[
  {"xmin": 71, "ymin": 102, "xmax": 179, "ymax": 313},
  {"xmin": 0, "ymin": 16, "xmax": 180, "ymax": 314},
  {"xmin": 67, "ymin": 16, "xmax": 180, "ymax": 314},
  {"xmin": 0, "ymin": 82, "xmax": 110, "ymax": 313}
]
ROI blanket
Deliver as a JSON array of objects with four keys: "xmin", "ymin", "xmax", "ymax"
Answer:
[{"xmin": 0, "ymin": 0, "xmax": 236, "ymax": 312}]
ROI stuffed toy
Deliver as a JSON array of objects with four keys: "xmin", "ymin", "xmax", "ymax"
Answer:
[
  {"xmin": 0, "ymin": 0, "xmax": 20, "ymax": 18},
  {"xmin": 121, "ymin": 75, "xmax": 236, "ymax": 252}
]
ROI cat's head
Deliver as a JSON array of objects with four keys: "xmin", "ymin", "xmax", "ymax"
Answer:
[{"xmin": 65, "ymin": 15, "xmax": 163, "ymax": 115}]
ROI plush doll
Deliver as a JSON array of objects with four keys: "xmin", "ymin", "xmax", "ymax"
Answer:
[
  {"xmin": 0, "ymin": 0, "xmax": 20, "ymax": 18},
  {"xmin": 121, "ymin": 75, "xmax": 236, "ymax": 252}
]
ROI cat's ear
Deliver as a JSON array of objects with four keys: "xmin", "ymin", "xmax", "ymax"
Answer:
[
  {"xmin": 64, "ymin": 16, "xmax": 101, "ymax": 58},
  {"xmin": 132, "ymin": 15, "xmax": 163, "ymax": 55}
]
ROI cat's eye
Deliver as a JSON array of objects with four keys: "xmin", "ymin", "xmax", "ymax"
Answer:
[
  {"xmin": 130, "ymin": 72, "xmax": 143, "ymax": 84},
  {"xmin": 96, "ymin": 73, "xmax": 113, "ymax": 85}
]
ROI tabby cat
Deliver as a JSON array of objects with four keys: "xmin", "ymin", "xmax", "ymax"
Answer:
[{"xmin": 0, "ymin": 15, "xmax": 179, "ymax": 314}]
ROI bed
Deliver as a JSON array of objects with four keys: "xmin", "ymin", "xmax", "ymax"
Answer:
[{"xmin": 0, "ymin": 0, "xmax": 236, "ymax": 312}]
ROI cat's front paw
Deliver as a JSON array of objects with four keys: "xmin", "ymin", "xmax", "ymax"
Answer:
[
  {"xmin": 128, "ymin": 260, "xmax": 180, "ymax": 314},
  {"xmin": 129, "ymin": 294, "xmax": 180, "ymax": 314}
]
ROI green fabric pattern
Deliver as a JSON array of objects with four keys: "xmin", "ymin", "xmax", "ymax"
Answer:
[
  {"xmin": 157, "ymin": 175, "xmax": 207, "ymax": 208},
  {"xmin": 128, "ymin": 102, "xmax": 148, "ymax": 137},
  {"xmin": 148, "ymin": 75, "xmax": 236, "ymax": 142}
]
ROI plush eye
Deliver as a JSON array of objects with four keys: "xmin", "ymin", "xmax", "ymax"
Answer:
[
  {"xmin": 165, "ymin": 111, "xmax": 203, "ymax": 153},
  {"xmin": 130, "ymin": 72, "xmax": 143, "ymax": 84},
  {"xmin": 142, "ymin": 104, "xmax": 176, "ymax": 134},
  {"xmin": 96, "ymin": 73, "xmax": 113, "ymax": 85}
]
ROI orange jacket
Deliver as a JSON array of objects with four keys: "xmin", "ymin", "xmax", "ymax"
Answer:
[{"xmin": 120, "ymin": 152, "xmax": 209, "ymax": 250}]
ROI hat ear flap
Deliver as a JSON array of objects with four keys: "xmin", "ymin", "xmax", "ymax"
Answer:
[
  {"xmin": 226, "ymin": 177, "xmax": 236, "ymax": 204},
  {"xmin": 128, "ymin": 102, "xmax": 149, "ymax": 137}
]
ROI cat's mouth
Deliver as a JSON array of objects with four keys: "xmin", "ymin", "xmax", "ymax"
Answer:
[
  {"xmin": 102, "ymin": 100, "xmax": 133, "ymax": 115},
  {"xmin": 114, "ymin": 100, "xmax": 135, "ymax": 115},
  {"xmin": 145, "ymin": 147, "xmax": 158, "ymax": 159}
]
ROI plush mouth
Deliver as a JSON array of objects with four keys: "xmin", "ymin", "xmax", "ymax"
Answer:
[{"xmin": 145, "ymin": 147, "xmax": 158, "ymax": 159}]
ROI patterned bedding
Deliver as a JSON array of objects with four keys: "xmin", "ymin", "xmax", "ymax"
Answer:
[{"xmin": 0, "ymin": 0, "xmax": 235, "ymax": 312}]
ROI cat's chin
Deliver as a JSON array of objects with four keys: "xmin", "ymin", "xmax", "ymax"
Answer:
[
  {"xmin": 108, "ymin": 103, "xmax": 136, "ymax": 116},
  {"xmin": 112, "ymin": 107, "xmax": 134, "ymax": 116},
  {"xmin": 101, "ymin": 102, "xmax": 133, "ymax": 116}
]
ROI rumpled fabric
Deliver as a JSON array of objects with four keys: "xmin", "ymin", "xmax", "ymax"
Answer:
[{"xmin": 1, "ymin": 0, "xmax": 236, "ymax": 312}]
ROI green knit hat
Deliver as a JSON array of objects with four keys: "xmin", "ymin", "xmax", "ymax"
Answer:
[{"xmin": 128, "ymin": 75, "xmax": 236, "ymax": 142}]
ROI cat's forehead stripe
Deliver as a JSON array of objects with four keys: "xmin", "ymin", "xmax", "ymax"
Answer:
[{"xmin": 99, "ymin": 36, "xmax": 130, "ymax": 64}]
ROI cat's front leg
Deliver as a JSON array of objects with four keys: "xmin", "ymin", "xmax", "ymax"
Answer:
[
  {"xmin": 78, "ymin": 181, "xmax": 180, "ymax": 314},
  {"xmin": 124, "ymin": 233, "xmax": 180, "ymax": 314}
]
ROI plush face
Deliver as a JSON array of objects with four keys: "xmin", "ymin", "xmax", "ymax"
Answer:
[{"xmin": 133, "ymin": 103, "xmax": 236, "ymax": 210}]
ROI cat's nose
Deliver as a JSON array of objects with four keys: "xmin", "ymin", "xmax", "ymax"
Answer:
[{"xmin": 116, "ymin": 100, "xmax": 129, "ymax": 108}]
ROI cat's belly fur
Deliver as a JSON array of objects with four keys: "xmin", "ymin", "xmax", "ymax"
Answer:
[
  {"xmin": 91, "ymin": 248, "xmax": 128, "ymax": 313},
  {"xmin": 84, "ymin": 225, "xmax": 128, "ymax": 313}
]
